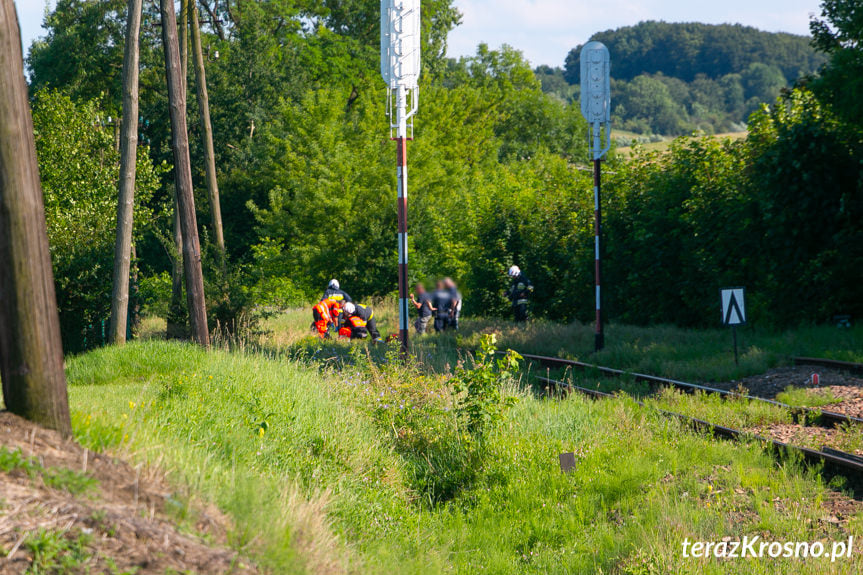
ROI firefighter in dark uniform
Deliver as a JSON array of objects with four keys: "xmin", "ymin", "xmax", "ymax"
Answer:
[
  {"xmin": 508, "ymin": 265, "xmax": 533, "ymax": 322},
  {"xmin": 321, "ymin": 279, "xmax": 352, "ymax": 303},
  {"xmin": 340, "ymin": 302, "xmax": 382, "ymax": 343}
]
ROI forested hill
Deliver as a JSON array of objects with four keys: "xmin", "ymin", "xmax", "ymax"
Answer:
[
  {"xmin": 565, "ymin": 22, "xmax": 823, "ymax": 84},
  {"xmin": 537, "ymin": 21, "xmax": 826, "ymax": 136}
]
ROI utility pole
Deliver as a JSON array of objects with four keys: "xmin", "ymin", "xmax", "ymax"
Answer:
[
  {"xmin": 580, "ymin": 42, "xmax": 611, "ymax": 353},
  {"xmin": 0, "ymin": 0, "xmax": 71, "ymax": 435},
  {"xmin": 381, "ymin": 0, "xmax": 421, "ymax": 358},
  {"xmin": 160, "ymin": 0, "xmax": 209, "ymax": 347},
  {"xmin": 191, "ymin": 0, "xmax": 225, "ymax": 252},
  {"xmin": 109, "ymin": 0, "xmax": 144, "ymax": 345}
]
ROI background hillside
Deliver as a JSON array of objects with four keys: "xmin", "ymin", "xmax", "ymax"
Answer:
[{"xmin": 536, "ymin": 21, "xmax": 826, "ymax": 135}]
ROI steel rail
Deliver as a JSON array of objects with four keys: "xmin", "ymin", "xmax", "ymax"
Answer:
[
  {"xmin": 536, "ymin": 375, "xmax": 863, "ymax": 477},
  {"xmin": 511, "ymin": 352, "xmax": 863, "ymax": 427},
  {"xmin": 792, "ymin": 357, "xmax": 863, "ymax": 377}
]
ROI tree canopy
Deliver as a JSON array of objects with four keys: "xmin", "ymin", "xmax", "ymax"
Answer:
[{"xmin": 20, "ymin": 0, "xmax": 863, "ymax": 344}]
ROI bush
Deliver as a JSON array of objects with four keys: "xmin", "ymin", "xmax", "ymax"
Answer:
[{"xmin": 451, "ymin": 334, "xmax": 520, "ymax": 444}]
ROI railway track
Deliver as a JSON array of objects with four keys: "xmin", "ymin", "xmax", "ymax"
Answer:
[
  {"xmin": 792, "ymin": 356, "xmax": 863, "ymax": 377},
  {"xmin": 535, "ymin": 374, "xmax": 863, "ymax": 478},
  {"xmin": 512, "ymin": 352, "xmax": 863, "ymax": 428}
]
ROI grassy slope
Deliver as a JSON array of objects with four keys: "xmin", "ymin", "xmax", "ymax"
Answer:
[
  {"xmin": 67, "ymin": 339, "xmax": 862, "ymax": 574},
  {"xmin": 254, "ymin": 306, "xmax": 863, "ymax": 382},
  {"xmin": 432, "ymin": 318, "xmax": 863, "ymax": 383}
]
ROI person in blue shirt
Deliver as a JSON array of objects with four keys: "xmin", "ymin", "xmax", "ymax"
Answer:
[
  {"xmin": 410, "ymin": 283, "xmax": 435, "ymax": 334},
  {"xmin": 431, "ymin": 280, "xmax": 453, "ymax": 333}
]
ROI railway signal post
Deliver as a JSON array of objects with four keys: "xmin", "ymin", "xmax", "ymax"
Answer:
[
  {"xmin": 381, "ymin": 0, "xmax": 420, "ymax": 358},
  {"xmin": 580, "ymin": 42, "xmax": 612, "ymax": 352}
]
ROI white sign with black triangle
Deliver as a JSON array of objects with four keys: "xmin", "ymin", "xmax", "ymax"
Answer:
[{"xmin": 720, "ymin": 287, "xmax": 746, "ymax": 326}]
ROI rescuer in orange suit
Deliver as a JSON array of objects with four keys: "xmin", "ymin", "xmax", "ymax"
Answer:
[
  {"xmin": 311, "ymin": 298, "xmax": 342, "ymax": 338},
  {"xmin": 339, "ymin": 302, "xmax": 382, "ymax": 343}
]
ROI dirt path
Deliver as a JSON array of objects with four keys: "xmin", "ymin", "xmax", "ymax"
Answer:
[{"xmin": 0, "ymin": 411, "xmax": 255, "ymax": 574}]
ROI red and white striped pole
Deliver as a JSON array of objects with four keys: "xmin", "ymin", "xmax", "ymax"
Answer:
[
  {"xmin": 396, "ymin": 84, "xmax": 410, "ymax": 356},
  {"xmin": 593, "ymin": 141, "xmax": 604, "ymax": 352},
  {"xmin": 580, "ymin": 42, "xmax": 610, "ymax": 352}
]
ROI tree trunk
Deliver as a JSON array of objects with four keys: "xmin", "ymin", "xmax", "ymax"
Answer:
[
  {"xmin": 108, "ymin": 0, "xmax": 143, "ymax": 345},
  {"xmin": 166, "ymin": 187, "xmax": 186, "ymax": 339},
  {"xmin": 129, "ymin": 243, "xmax": 140, "ymax": 337},
  {"xmin": 167, "ymin": 0, "xmax": 189, "ymax": 341},
  {"xmin": 0, "ymin": 0, "xmax": 71, "ymax": 435},
  {"xmin": 178, "ymin": 0, "xmax": 188, "ymax": 99},
  {"xmin": 190, "ymin": 0, "xmax": 224, "ymax": 252},
  {"xmin": 160, "ymin": 0, "xmax": 209, "ymax": 347}
]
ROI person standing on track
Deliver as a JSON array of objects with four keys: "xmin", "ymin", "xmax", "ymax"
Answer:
[
  {"xmin": 321, "ymin": 279, "xmax": 352, "ymax": 303},
  {"xmin": 431, "ymin": 280, "xmax": 453, "ymax": 333},
  {"xmin": 410, "ymin": 283, "xmax": 435, "ymax": 335},
  {"xmin": 508, "ymin": 265, "xmax": 533, "ymax": 323},
  {"xmin": 444, "ymin": 277, "xmax": 462, "ymax": 331},
  {"xmin": 340, "ymin": 302, "xmax": 382, "ymax": 343}
]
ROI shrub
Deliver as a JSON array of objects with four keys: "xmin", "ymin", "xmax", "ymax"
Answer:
[{"xmin": 451, "ymin": 334, "xmax": 520, "ymax": 444}]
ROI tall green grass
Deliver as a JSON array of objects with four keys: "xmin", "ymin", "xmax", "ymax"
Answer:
[
  {"xmin": 65, "ymin": 340, "xmax": 862, "ymax": 574},
  {"xmin": 259, "ymin": 306, "xmax": 862, "ymax": 383}
]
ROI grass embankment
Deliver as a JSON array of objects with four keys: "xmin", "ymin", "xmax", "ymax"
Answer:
[
  {"xmin": 67, "ymin": 338, "xmax": 863, "ymax": 574},
  {"xmin": 247, "ymin": 305, "xmax": 862, "ymax": 385}
]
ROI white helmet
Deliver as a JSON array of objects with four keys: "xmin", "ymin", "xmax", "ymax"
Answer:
[
  {"xmin": 328, "ymin": 279, "xmax": 340, "ymax": 290},
  {"xmin": 343, "ymin": 302, "xmax": 356, "ymax": 315},
  {"xmin": 508, "ymin": 265, "xmax": 521, "ymax": 278}
]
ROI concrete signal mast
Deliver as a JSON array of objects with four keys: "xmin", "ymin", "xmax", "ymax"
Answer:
[
  {"xmin": 580, "ymin": 41, "xmax": 611, "ymax": 352},
  {"xmin": 381, "ymin": 0, "xmax": 420, "ymax": 356}
]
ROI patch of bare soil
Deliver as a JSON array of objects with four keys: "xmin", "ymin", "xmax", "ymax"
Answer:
[
  {"xmin": 715, "ymin": 365, "xmax": 863, "ymax": 419},
  {"xmin": 0, "ymin": 411, "xmax": 255, "ymax": 574}
]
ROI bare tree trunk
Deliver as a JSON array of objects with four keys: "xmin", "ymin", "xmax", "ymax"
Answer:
[
  {"xmin": 190, "ymin": 0, "xmax": 224, "ymax": 252},
  {"xmin": 0, "ymin": 0, "xmax": 71, "ymax": 435},
  {"xmin": 166, "ymin": 188, "xmax": 186, "ymax": 339},
  {"xmin": 160, "ymin": 0, "xmax": 209, "ymax": 347},
  {"xmin": 178, "ymin": 0, "xmax": 188, "ymax": 99},
  {"xmin": 108, "ymin": 0, "xmax": 143, "ymax": 345},
  {"xmin": 167, "ymin": 0, "xmax": 189, "ymax": 340}
]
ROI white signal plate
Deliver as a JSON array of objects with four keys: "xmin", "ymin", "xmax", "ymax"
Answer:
[
  {"xmin": 580, "ymin": 41, "xmax": 611, "ymax": 124},
  {"xmin": 380, "ymin": 0, "xmax": 421, "ymax": 89}
]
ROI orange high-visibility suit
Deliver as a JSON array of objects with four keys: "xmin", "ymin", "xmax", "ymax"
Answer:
[{"xmin": 312, "ymin": 299, "xmax": 341, "ymax": 338}]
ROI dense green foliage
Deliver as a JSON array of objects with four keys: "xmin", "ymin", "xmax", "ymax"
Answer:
[
  {"xmin": 32, "ymin": 91, "xmax": 163, "ymax": 352},
  {"xmin": 23, "ymin": 0, "xmax": 863, "ymax": 340},
  {"xmin": 810, "ymin": 0, "xmax": 863, "ymax": 130},
  {"xmin": 601, "ymin": 89, "xmax": 863, "ymax": 326},
  {"xmin": 537, "ymin": 22, "xmax": 826, "ymax": 135}
]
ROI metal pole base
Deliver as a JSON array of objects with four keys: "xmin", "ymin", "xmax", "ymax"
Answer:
[{"xmin": 595, "ymin": 332, "xmax": 604, "ymax": 352}]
